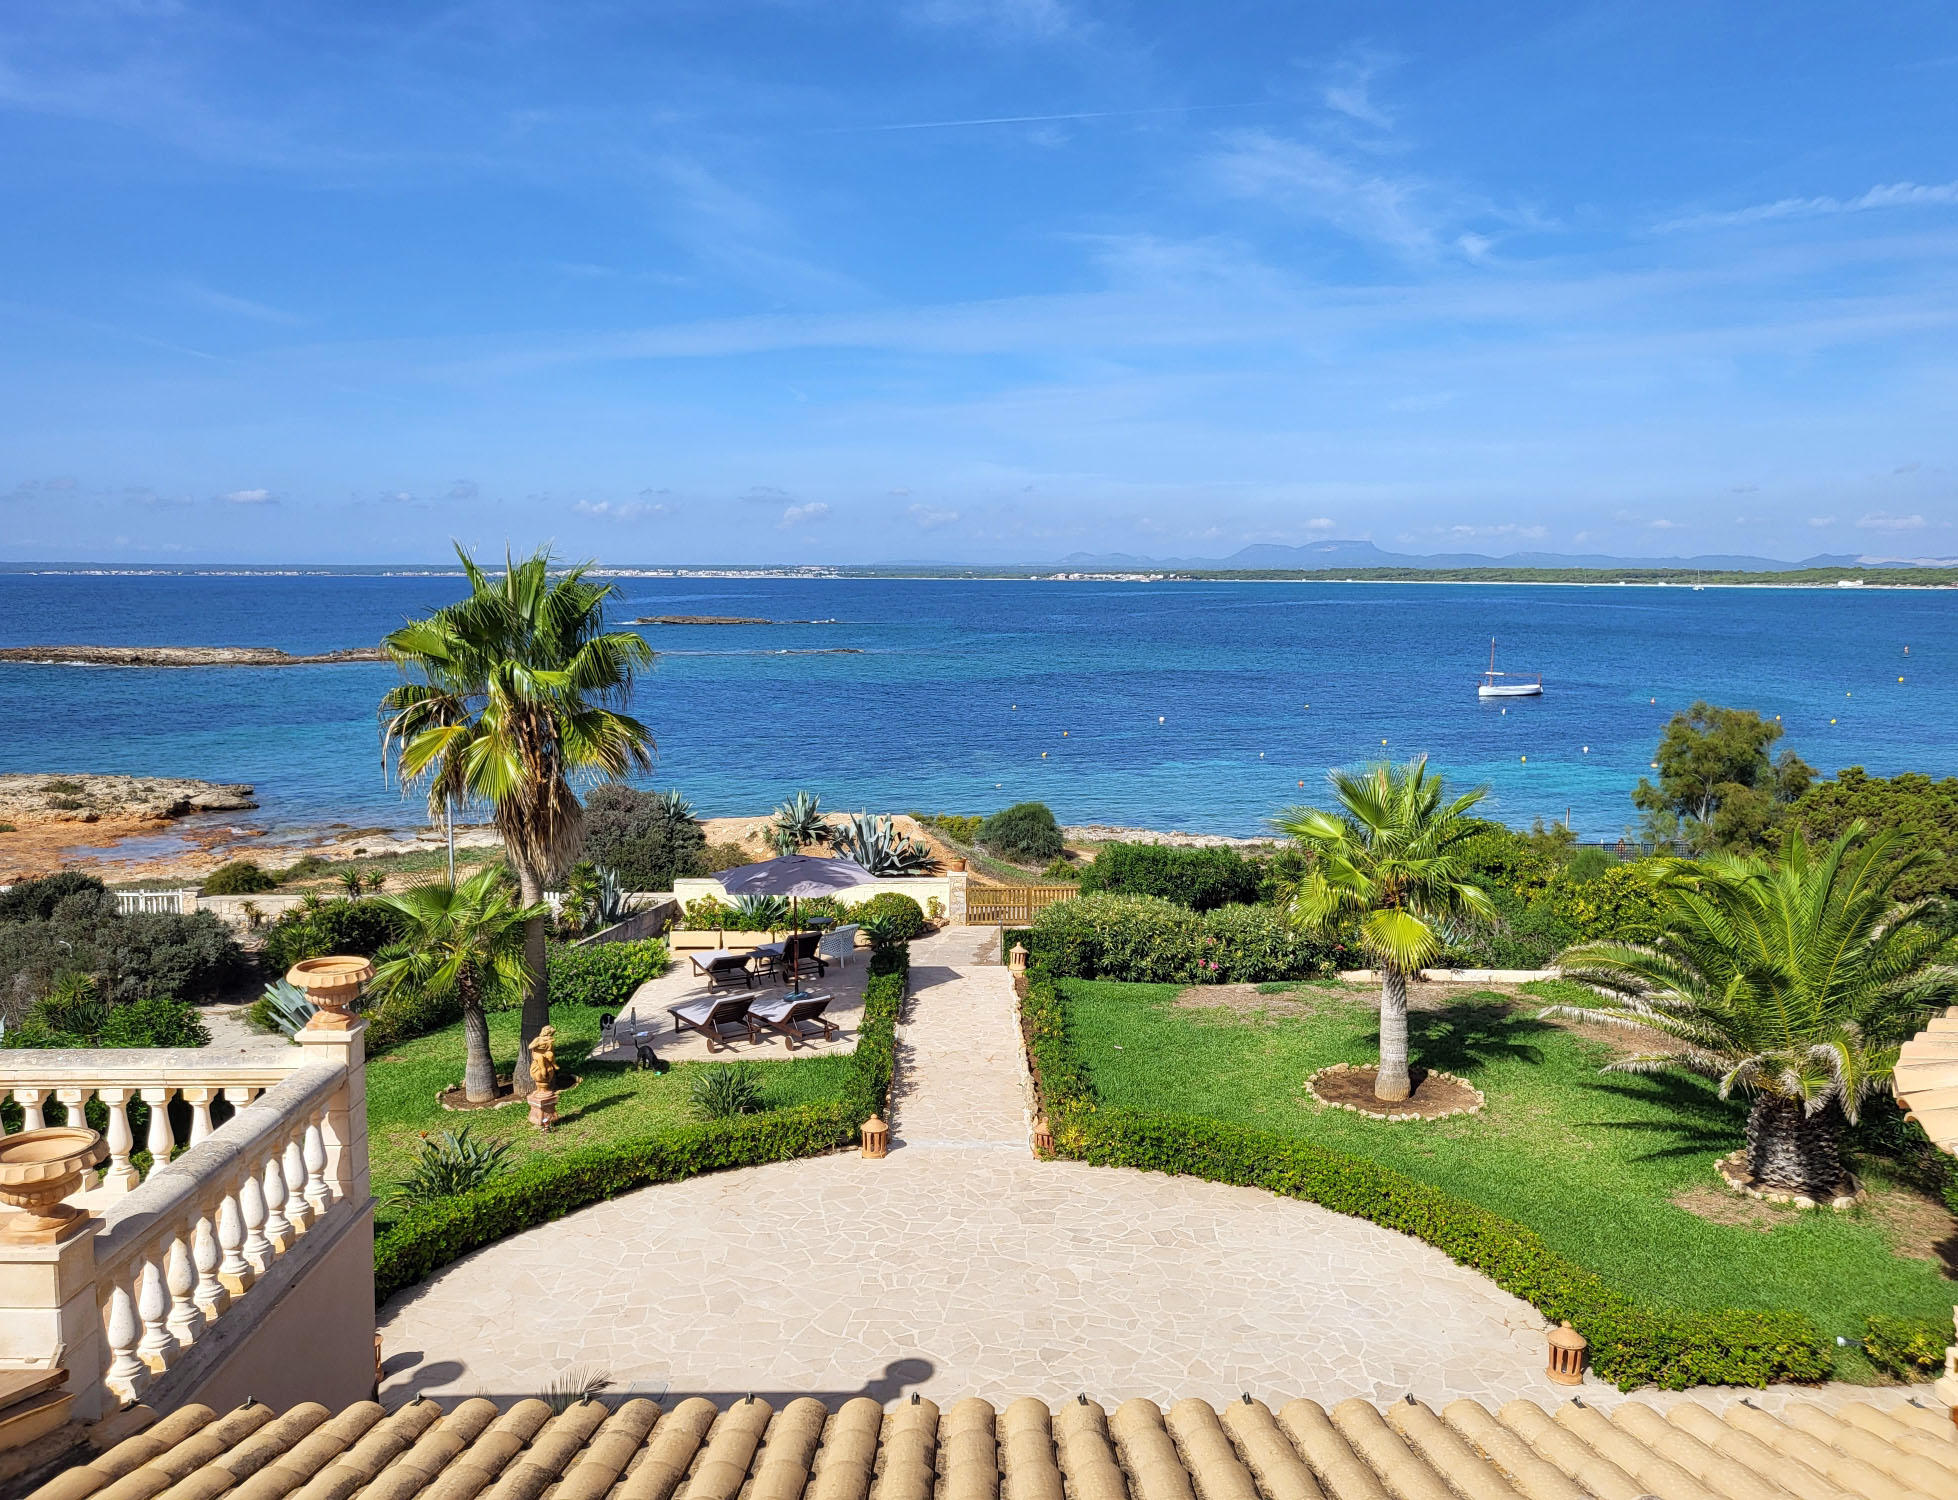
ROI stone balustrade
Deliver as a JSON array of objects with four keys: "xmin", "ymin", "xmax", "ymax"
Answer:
[{"xmin": 0, "ymin": 1019, "xmax": 371, "ymax": 1423}]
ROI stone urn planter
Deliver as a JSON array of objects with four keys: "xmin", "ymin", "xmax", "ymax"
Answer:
[
  {"xmin": 0, "ymin": 1128, "xmax": 107, "ymax": 1242},
  {"xmin": 285, "ymin": 955, "xmax": 375, "ymax": 1030}
]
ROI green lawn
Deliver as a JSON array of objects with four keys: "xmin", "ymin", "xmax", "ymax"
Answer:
[
  {"xmin": 1063, "ymin": 977, "xmax": 1955, "ymax": 1379},
  {"xmin": 364, "ymin": 1002, "xmax": 852, "ymax": 1225}
]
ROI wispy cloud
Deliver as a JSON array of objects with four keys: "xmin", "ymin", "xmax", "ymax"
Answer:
[
  {"xmin": 1658, "ymin": 180, "xmax": 1958, "ymax": 233},
  {"xmin": 176, "ymin": 281, "xmax": 301, "ymax": 325},
  {"xmin": 573, "ymin": 498, "xmax": 665, "ymax": 521},
  {"xmin": 446, "ymin": 479, "xmax": 479, "ymax": 501},
  {"xmin": 1322, "ymin": 52, "xmax": 1394, "ymax": 130},
  {"xmin": 779, "ymin": 501, "xmax": 830, "ymax": 528},
  {"xmin": 909, "ymin": 504, "xmax": 960, "ymax": 528},
  {"xmin": 221, "ymin": 488, "xmax": 275, "ymax": 504},
  {"xmin": 1208, "ymin": 130, "xmax": 1452, "ymax": 259},
  {"xmin": 818, "ymin": 103, "xmax": 1257, "ymax": 135},
  {"xmin": 1857, "ymin": 512, "xmax": 1926, "ymax": 531}
]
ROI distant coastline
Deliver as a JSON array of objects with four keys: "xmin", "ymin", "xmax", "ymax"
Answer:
[{"xmin": 0, "ymin": 645, "xmax": 386, "ymax": 667}]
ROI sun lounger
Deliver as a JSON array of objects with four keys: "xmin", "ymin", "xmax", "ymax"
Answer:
[
  {"xmin": 690, "ymin": 950, "xmax": 755, "ymax": 990},
  {"xmin": 817, "ymin": 923, "xmax": 860, "ymax": 968},
  {"xmin": 748, "ymin": 992, "xmax": 837, "ymax": 1050},
  {"xmin": 754, "ymin": 930, "xmax": 826, "ymax": 985},
  {"xmin": 667, "ymin": 992, "xmax": 757, "ymax": 1051}
]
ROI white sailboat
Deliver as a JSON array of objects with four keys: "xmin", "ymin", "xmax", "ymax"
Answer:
[{"xmin": 1477, "ymin": 639, "xmax": 1542, "ymax": 698}]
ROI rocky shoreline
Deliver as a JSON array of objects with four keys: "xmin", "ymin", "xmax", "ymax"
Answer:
[
  {"xmin": 1062, "ymin": 824, "xmax": 1280, "ymax": 849},
  {"xmin": 0, "ymin": 645, "xmax": 385, "ymax": 667},
  {"xmin": 0, "ymin": 773, "xmax": 257, "ymax": 827}
]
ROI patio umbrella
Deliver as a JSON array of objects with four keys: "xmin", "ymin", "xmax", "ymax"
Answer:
[{"xmin": 717, "ymin": 854, "xmax": 878, "ymax": 998}]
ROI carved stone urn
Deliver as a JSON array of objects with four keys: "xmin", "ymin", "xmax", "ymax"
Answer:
[
  {"xmin": 286, "ymin": 955, "xmax": 375, "ymax": 1030},
  {"xmin": 0, "ymin": 1128, "xmax": 107, "ymax": 1242}
]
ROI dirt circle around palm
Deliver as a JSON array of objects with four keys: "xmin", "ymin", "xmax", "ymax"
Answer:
[
  {"xmin": 1306, "ymin": 1063, "xmax": 1485, "ymax": 1121},
  {"xmin": 437, "ymin": 1074, "xmax": 583, "ymax": 1112}
]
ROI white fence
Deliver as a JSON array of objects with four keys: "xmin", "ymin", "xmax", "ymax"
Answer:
[{"xmin": 113, "ymin": 888, "xmax": 197, "ymax": 916}]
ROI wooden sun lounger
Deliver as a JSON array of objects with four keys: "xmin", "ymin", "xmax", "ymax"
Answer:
[
  {"xmin": 690, "ymin": 950, "xmax": 755, "ymax": 990},
  {"xmin": 667, "ymin": 993, "xmax": 757, "ymax": 1051},
  {"xmin": 747, "ymin": 993, "xmax": 837, "ymax": 1050},
  {"xmin": 754, "ymin": 931, "xmax": 826, "ymax": 986}
]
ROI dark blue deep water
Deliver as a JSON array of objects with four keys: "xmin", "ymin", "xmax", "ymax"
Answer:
[{"xmin": 0, "ymin": 573, "xmax": 1951, "ymax": 839}]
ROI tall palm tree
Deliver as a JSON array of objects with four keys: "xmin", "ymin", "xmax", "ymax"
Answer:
[
  {"xmin": 1274, "ymin": 759, "xmax": 1496, "ymax": 1101},
  {"xmin": 368, "ymin": 868, "xmax": 546, "ymax": 1103},
  {"xmin": 380, "ymin": 545, "xmax": 654, "ymax": 1092},
  {"xmin": 1545, "ymin": 825, "xmax": 1955, "ymax": 1201}
]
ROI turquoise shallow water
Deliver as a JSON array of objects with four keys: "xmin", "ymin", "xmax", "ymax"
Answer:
[{"xmin": 0, "ymin": 574, "xmax": 1950, "ymax": 838}]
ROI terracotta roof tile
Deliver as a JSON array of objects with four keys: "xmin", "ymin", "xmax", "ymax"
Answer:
[{"xmin": 23, "ymin": 1394, "xmax": 1957, "ymax": 1500}]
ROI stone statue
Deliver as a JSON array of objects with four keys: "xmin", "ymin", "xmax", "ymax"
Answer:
[{"xmin": 527, "ymin": 1025, "xmax": 558, "ymax": 1098}]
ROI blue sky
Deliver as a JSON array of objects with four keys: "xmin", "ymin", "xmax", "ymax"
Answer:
[{"xmin": 2, "ymin": 1, "xmax": 1956, "ymax": 565}]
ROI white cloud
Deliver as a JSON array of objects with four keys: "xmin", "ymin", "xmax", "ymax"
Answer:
[
  {"xmin": 1440, "ymin": 523, "xmax": 1548, "ymax": 541},
  {"xmin": 222, "ymin": 488, "xmax": 274, "ymax": 504},
  {"xmin": 1322, "ymin": 53, "xmax": 1394, "ymax": 129},
  {"xmin": 573, "ymin": 499, "xmax": 664, "ymax": 521},
  {"xmin": 1808, "ymin": 515, "xmax": 1837, "ymax": 527},
  {"xmin": 446, "ymin": 479, "xmax": 479, "ymax": 501},
  {"xmin": 779, "ymin": 502, "xmax": 830, "ymax": 528},
  {"xmin": 1302, "ymin": 517, "xmax": 1337, "ymax": 532},
  {"xmin": 177, "ymin": 281, "xmax": 300, "ymax": 325},
  {"xmin": 1208, "ymin": 131, "xmax": 1447, "ymax": 259},
  {"xmin": 1647, "ymin": 518, "xmax": 1681, "ymax": 530},
  {"xmin": 909, "ymin": 504, "xmax": 960, "ymax": 529},
  {"xmin": 1658, "ymin": 179, "xmax": 1958, "ymax": 233},
  {"xmin": 380, "ymin": 490, "xmax": 414, "ymax": 504},
  {"xmin": 1857, "ymin": 512, "xmax": 1926, "ymax": 531}
]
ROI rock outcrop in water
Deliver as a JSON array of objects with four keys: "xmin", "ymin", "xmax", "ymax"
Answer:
[
  {"xmin": 0, "ymin": 645, "xmax": 385, "ymax": 667},
  {"xmin": 0, "ymin": 774, "xmax": 257, "ymax": 827}
]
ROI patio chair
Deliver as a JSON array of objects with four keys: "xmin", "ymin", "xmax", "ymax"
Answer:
[
  {"xmin": 817, "ymin": 923, "xmax": 860, "ymax": 968},
  {"xmin": 755, "ymin": 930, "xmax": 826, "ymax": 986},
  {"xmin": 667, "ymin": 992, "xmax": 758, "ymax": 1051},
  {"xmin": 690, "ymin": 951, "xmax": 755, "ymax": 990},
  {"xmin": 748, "ymin": 992, "xmax": 838, "ymax": 1050}
]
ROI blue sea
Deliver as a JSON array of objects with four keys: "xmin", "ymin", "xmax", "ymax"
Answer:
[{"xmin": 0, "ymin": 572, "xmax": 1950, "ymax": 842}]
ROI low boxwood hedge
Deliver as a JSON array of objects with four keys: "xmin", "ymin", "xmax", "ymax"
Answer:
[
  {"xmin": 1019, "ymin": 969, "xmax": 1831, "ymax": 1391},
  {"xmin": 373, "ymin": 946, "xmax": 908, "ymax": 1303}
]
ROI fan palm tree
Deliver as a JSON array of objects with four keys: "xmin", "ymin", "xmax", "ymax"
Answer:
[
  {"xmin": 1273, "ymin": 759, "xmax": 1496, "ymax": 1101},
  {"xmin": 379, "ymin": 545, "xmax": 654, "ymax": 1093},
  {"xmin": 1544, "ymin": 825, "xmax": 1954, "ymax": 1201},
  {"xmin": 368, "ymin": 868, "xmax": 547, "ymax": 1103}
]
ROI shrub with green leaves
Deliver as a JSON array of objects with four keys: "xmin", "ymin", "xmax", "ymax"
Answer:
[
  {"xmin": 730, "ymin": 894, "xmax": 791, "ymax": 930},
  {"xmin": 393, "ymin": 1128, "xmax": 514, "ymax": 1207},
  {"xmin": 979, "ymin": 801, "xmax": 1063, "ymax": 863},
  {"xmin": 1028, "ymin": 893, "xmax": 1338, "ymax": 983},
  {"xmin": 260, "ymin": 897, "xmax": 406, "ymax": 974},
  {"xmin": 690, "ymin": 1062, "xmax": 765, "ymax": 1120},
  {"xmin": 852, "ymin": 891, "xmax": 926, "ymax": 943},
  {"xmin": 1077, "ymin": 842, "xmax": 1260, "ymax": 911},
  {"xmin": 201, "ymin": 860, "xmax": 279, "ymax": 896},
  {"xmin": 580, "ymin": 784, "xmax": 708, "ymax": 891},
  {"xmin": 546, "ymin": 939, "xmax": 670, "ymax": 1011},
  {"xmin": 1862, "ymin": 1315, "xmax": 1950, "ymax": 1378},
  {"xmin": 680, "ymin": 895, "xmax": 735, "ymax": 930}
]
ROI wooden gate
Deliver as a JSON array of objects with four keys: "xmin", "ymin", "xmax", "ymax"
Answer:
[{"xmin": 963, "ymin": 884, "xmax": 1077, "ymax": 925}]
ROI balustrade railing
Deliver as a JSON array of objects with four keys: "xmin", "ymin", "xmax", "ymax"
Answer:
[{"xmin": 111, "ymin": 889, "xmax": 195, "ymax": 916}]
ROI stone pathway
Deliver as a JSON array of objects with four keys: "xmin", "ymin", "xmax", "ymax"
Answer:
[{"xmin": 376, "ymin": 928, "xmax": 1927, "ymax": 1414}]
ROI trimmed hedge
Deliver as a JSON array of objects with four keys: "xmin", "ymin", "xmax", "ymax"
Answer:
[
  {"xmin": 1029, "ymin": 893, "xmax": 1340, "ymax": 983},
  {"xmin": 1019, "ymin": 970, "xmax": 1831, "ymax": 1391},
  {"xmin": 1862, "ymin": 1314, "xmax": 1950, "ymax": 1379},
  {"xmin": 373, "ymin": 945, "xmax": 908, "ymax": 1302},
  {"xmin": 546, "ymin": 939, "xmax": 671, "ymax": 1011},
  {"xmin": 1077, "ymin": 843, "xmax": 1261, "ymax": 911}
]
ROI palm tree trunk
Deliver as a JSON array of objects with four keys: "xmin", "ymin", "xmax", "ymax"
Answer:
[
  {"xmin": 460, "ymin": 999, "xmax": 497, "ymax": 1104},
  {"xmin": 1375, "ymin": 966, "xmax": 1412, "ymax": 1102},
  {"xmin": 1744, "ymin": 1095, "xmax": 1844, "ymax": 1198},
  {"xmin": 512, "ymin": 862, "xmax": 549, "ymax": 1096}
]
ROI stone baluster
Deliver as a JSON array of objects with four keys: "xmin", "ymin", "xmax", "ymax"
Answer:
[
  {"xmin": 52, "ymin": 1086, "xmax": 96, "ymax": 1185},
  {"xmin": 221, "ymin": 1084, "xmax": 260, "ymax": 1116},
  {"xmin": 281, "ymin": 1138, "xmax": 311, "ymax": 1234},
  {"xmin": 192, "ymin": 1214, "xmax": 229, "ymax": 1318},
  {"xmin": 103, "ymin": 1286, "xmax": 150, "ymax": 1402},
  {"xmin": 302, "ymin": 1122, "xmax": 330, "ymax": 1218},
  {"xmin": 164, "ymin": 1233, "xmax": 205, "ymax": 1348},
  {"xmin": 135, "ymin": 1259, "xmax": 173, "ymax": 1372},
  {"xmin": 181, "ymin": 1088, "xmax": 217, "ymax": 1145},
  {"xmin": 13, "ymin": 1087, "xmax": 46, "ymax": 1132},
  {"xmin": 239, "ymin": 1174, "xmax": 270, "ymax": 1271},
  {"xmin": 98, "ymin": 1088, "xmax": 139, "ymax": 1193},
  {"xmin": 141, "ymin": 1087, "xmax": 175, "ymax": 1176},
  {"xmin": 261, "ymin": 1156, "xmax": 292, "ymax": 1253},
  {"xmin": 216, "ymin": 1194, "xmax": 253, "ymax": 1295}
]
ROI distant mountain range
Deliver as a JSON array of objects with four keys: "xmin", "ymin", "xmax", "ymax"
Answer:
[{"xmin": 1048, "ymin": 540, "xmax": 1922, "ymax": 572}]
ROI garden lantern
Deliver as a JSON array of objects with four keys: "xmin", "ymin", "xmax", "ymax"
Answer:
[
  {"xmin": 1545, "ymin": 1321, "xmax": 1587, "ymax": 1385},
  {"xmin": 1009, "ymin": 944, "xmax": 1027, "ymax": 975},
  {"xmin": 860, "ymin": 1114, "xmax": 889, "ymax": 1159},
  {"xmin": 1033, "ymin": 1116, "xmax": 1054, "ymax": 1154}
]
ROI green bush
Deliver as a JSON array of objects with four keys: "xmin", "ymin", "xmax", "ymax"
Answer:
[
  {"xmin": 702, "ymin": 843, "xmax": 752, "ymax": 874},
  {"xmin": 4, "ymin": 993, "xmax": 210, "ymax": 1050},
  {"xmin": 852, "ymin": 891, "xmax": 926, "ymax": 942},
  {"xmin": 580, "ymin": 784, "xmax": 709, "ymax": 892},
  {"xmin": 680, "ymin": 895, "xmax": 735, "ymax": 930},
  {"xmin": 374, "ymin": 947, "xmax": 909, "ymax": 1301},
  {"xmin": 1020, "ymin": 971, "xmax": 1831, "ymax": 1391},
  {"xmin": 1862, "ymin": 1314, "xmax": 1950, "ymax": 1378},
  {"xmin": 980, "ymin": 801, "xmax": 1064, "ymax": 863},
  {"xmin": 201, "ymin": 859, "xmax": 280, "ymax": 896},
  {"xmin": 546, "ymin": 939, "xmax": 670, "ymax": 1011},
  {"xmin": 913, "ymin": 812, "xmax": 982, "ymax": 844},
  {"xmin": 0, "ymin": 871, "xmax": 106, "ymax": 923},
  {"xmin": 0, "ymin": 874, "xmax": 246, "ymax": 1016},
  {"xmin": 366, "ymin": 986, "xmax": 463, "ymax": 1052},
  {"xmin": 1028, "ymin": 894, "xmax": 1340, "ymax": 984},
  {"xmin": 260, "ymin": 898, "xmax": 405, "ymax": 974},
  {"xmin": 1078, "ymin": 843, "xmax": 1261, "ymax": 911},
  {"xmin": 690, "ymin": 1063, "xmax": 765, "ymax": 1120}
]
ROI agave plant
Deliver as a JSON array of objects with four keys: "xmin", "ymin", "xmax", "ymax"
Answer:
[
  {"xmin": 769, "ymin": 790, "xmax": 831, "ymax": 855},
  {"xmin": 730, "ymin": 893, "xmax": 791, "ymax": 930},
  {"xmin": 651, "ymin": 788, "xmax": 695, "ymax": 822},
  {"xmin": 392, "ymin": 1127, "xmax": 513, "ymax": 1206},
  {"xmin": 689, "ymin": 1062, "xmax": 764, "ymax": 1120},
  {"xmin": 258, "ymin": 978, "xmax": 319, "ymax": 1038},
  {"xmin": 831, "ymin": 812, "xmax": 941, "ymax": 876}
]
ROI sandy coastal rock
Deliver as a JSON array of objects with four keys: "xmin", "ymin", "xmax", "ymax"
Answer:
[
  {"xmin": 0, "ymin": 644, "xmax": 384, "ymax": 667},
  {"xmin": 0, "ymin": 773, "xmax": 256, "ymax": 827}
]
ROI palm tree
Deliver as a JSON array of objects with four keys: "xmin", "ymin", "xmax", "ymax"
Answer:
[
  {"xmin": 369, "ymin": 868, "xmax": 546, "ymax": 1103},
  {"xmin": 380, "ymin": 545, "xmax": 654, "ymax": 1093},
  {"xmin": 1544, "ymin": 825, "xmax": 1955, "ymax": 1201},
  {"xmin": 1274, "ymin": 759, "xmax": 1496, "ymax": 1101}
]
